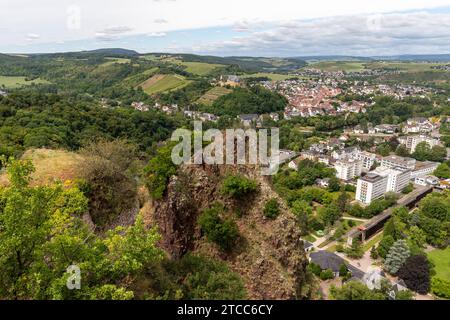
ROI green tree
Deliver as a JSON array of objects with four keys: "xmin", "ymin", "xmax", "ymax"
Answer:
[
  {"xmin": 319, "ymin": 203, "xmax": 342, "ymax": 226},
  {"xmin": 370, "ymin": 246, "xmax": 379, "ymax": 259},
  {"xmin": 336, "ymin": 189, "xmax": 350, "ymax": 213},
  {"xmin": 329, "ymin": 281, "xmax": 385, "ymax": 300},
  {"xmin": 376, "ymin": 144, "xmax": 391, "ymax": 157},
  {"xmin": 429, "ymin": 145, "xmax": 447, "ymax": 162},
  {"xmin": 221, "ymin": 175, "xmax": 258, "ymax": 200},
  {"xmin": 327, "ymin": 177, "xmax": 341, "ymax": 192},
  {"xmin": 384, "ymin": 240, "xmax": 410, "ymax": 274},
  {"xmin": 377, "ymin": 235, "xmax": 395, "ymax": 259},
  {"xmin": 345, "ymin": 238, "xmax": 364, "ymax": 259},
  {"xmin": 144, "ymin": 142, "xmax": 178, "ymax": 200},
  {"xmin": 397, "ymin": 255, "xmax": 430, "ymax": 295},
  {"xmin": 434, "ymin": 163, "xmax": 450, "ymax": 179},
  {"xmin": 198, "ymin": 203, "xmax": 239, "ymax": 251},
  {"xmin": 412, "ymin": 141, "xmax": 431, "ymax": 161},
  {"xmin": 395, "ymin": 144, "xmax": 410, "ymax": 157},
  {"xmin": 263, "ymin": 198, "xmax": 280, "ymax": 219},
  {"xmin": 0, "ymin": 159, "xmax": 163, "ymax": 300}
]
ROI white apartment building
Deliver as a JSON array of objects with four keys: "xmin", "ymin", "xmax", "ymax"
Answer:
[
  {"xmin": 356, "ymin": 167, "xmax": 411, "ymax": 204},
  {"xmin": 334, "ymin": 159, "xmax": 363, "ymax": 181},
  {"xmin": 410, "ymin": 161, "xmax": 440, "ymax": 178},
  {"xmin": 353, "ymin": 151, "xmax": 377, "ymax": 171},
  {"xmin": 398, "ymin": 135, "xmax": 441, "ymax": 153},
  {"xmin": 414, "ymin": 175, "xmax": 439, "ymax": 187},
  {"xmin": 373, "ymin": 167, "xmax": 411, "ymax": 193},
  {"xmin": 381, "ymin": 155, "xmax": 416, "ymax": 171},
  {"xmin": 356, "ymin": 173, "xmax": 388, "ymax": 204}
]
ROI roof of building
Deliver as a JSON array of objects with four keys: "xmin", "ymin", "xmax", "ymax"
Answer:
[
  {"xmin": 238, "ymin": 114, "xmax": 259, "ymax": 121},
  {"xmin": 303, "ymin": 241, "xmax": 314, "ymax": 249},
  {"xmin": 361, "ymin": 172, "xmax": 385, "ymax": 183},
  {"xmin": 310, "ymin": 251, "xmax": 345, "ymax": 272},
  {"xmin": 382, "ymin": 155, "xmax": 416, "ymax": 164}
]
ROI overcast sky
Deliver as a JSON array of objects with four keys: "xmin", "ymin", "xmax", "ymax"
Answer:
[{"xmin": 1, "ymin": 0, "xmax": 450, "ymax": 56}]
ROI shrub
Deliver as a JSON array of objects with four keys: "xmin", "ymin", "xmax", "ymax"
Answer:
[
  {"xmin": 221, "ymin": 175, "xmax": 258, "ymax": 199},
  {"xmin": 339, "ymin": 264, "xmax": 349, "ymax": 278},
  {"xmin": 345, "ymin": 238, "xmax": 364, "ymax": 259},
  {"xmin": 198, "ymin": 203, "xmax": 239, "ymax": 251},
  {"xmin": 307, "ymin": 262, "xmax": 322, "ymax": 277},
  {"xmin": 263, "ymin": 198, "xmax": 280, "ymax": 219},
  {"xmin": 377, "ymin": 235, "xmax": 395, "ymax": 259},
  {"xmin": 320, "ymin": 269, "xmax": 335, "ymax": 280},
  {"xmin": 144, "ymin": 142, "xmax": 177, "ymax": 200},
  {"xmin": 402, "ymin": 183, "xmax": 414, "ymax": 194},
  {"xmin": 431, "ymin": 277, "xmax": 450, "ymax": 299},
  {"xmin": 397, "ymin": 255, "xmax": 430, "ymax": 294}
]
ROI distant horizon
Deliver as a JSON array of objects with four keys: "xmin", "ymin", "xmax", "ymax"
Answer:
[
  {"xmin": 3, "ymin": 48, "xmax": 450, "ymax": 60},
  {"xmin": 2, "ymin": 1, "xmax": 450, "ymax": 56}
]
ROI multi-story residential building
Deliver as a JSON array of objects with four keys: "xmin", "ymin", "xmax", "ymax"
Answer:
[
  {"xmin": 398, "ymin": 135, "xmax": 441, "ymax": 153},
  {"xmin": 403, "ymin": 117, "xmax": 434, "ymax": 134},
  {"xmin": 373, "ymin": 167, "xmax": 411, "ymax": 193},
  {"xmin": 356, "ymin": 173, "xmax": 388, "ymax": 204},
  {"xmin": 353, "ymin": 151, "xmax": 377, "ymax": 171},
  {"xmin": 331, "ymin": 146, "xmax": 360, "ymax": 160},
  {"xmin": 410, "ymin": 161, "xmax": 440, "ymax": 178},
  {"xmin": 356, "ymin": 166, "xmax": 411, "ymax": 204},
  {"xmin": 381, "ymin": 155, "xmax": 416, "ymax": 171},
  {"xmin": 334, "ymin": 159, "xmax": 363, "ymax": 181}
]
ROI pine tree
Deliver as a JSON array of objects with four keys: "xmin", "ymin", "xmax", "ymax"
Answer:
[{"xmin": 384, "ymin": 239, "xmax": 410, "ymax": 275}]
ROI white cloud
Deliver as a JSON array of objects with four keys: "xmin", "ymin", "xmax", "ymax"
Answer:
[
  {"xmin": 26, "ymin": 33, "xmax": 40, "ymax": 41},
  {"xmin": 2, "ymin": 0, "xmax": 450, "ymax": 53},
  {"xmin": 147, "ymin": 32, "xmax": 167, "ymax": 37},
  {"xmin": 191, "ymin": 12, "xmax": 450, "ymax": 56},
  {"xmin": 95, "ymin": 25, "xmax": 132, "ymax": 42}
]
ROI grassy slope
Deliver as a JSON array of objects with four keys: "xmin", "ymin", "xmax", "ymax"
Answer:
[
  {"xmin": 0, "ymin": 76, "xmax": 50, "ymax": 89},
  {"xmin": 179, "ymin": 61, "xmax": 223, "ymax": 75},
  {"xmin": 99, "ymin": 57, "xmax": 131, "ymax": 67},
  {"xmin": 197, "ymin": 86, "xmax": 232, "ymax": 105},
  {"xmin": 141, "ymin": 74, "xmax": 192, "ymax": 95},
  {"xmin": 428, "ymin": 247, "xmax": 450, "ymax": 282},
  {"xmin": 309, "ymin": 61, "xmax": 366, "ymax": 72},
  {"xmin": 240, "ymin": 73, "xmax": 293, "ymax": 81},
  {"xmin": 0, "ymin": 149, "xmax": 84, "ymax": 187}
]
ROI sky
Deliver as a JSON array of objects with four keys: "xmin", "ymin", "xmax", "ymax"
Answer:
[{"xmin": 1, "ymin": 0, "xmax": 450, "ymax": 56}]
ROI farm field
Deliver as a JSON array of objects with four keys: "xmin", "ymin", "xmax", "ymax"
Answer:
[
  {"xmin": 428, "ymin": 247, "xmax": 450, "ymax": 282},
  {"xmin": 309, "ymin": 61, "xmax": 366, "ymax": 72},
  {"xmin": 365, "ymin": 61, "xmax": 441, "ymax": 72},
  {"xmin": 179, "ymin": 61, "xmax": 224, "ymax": 75},
  {"xmin": 100, "ymin": 57, "xmax": 131, "ymax": 67},
  {"xmin": 0, "ymin": 76, "xmax": 50, "ymax": 89},
  {"xmin": 197, "ymin": 86, "xmax": 232, "ymax": 105},
  {"xmin": 240, "ymin": 73, "xmax": 293, "ymax": 81},
  {"xmin": 139, "ymin": 74, "xmax": 192, "ymax": 95}
]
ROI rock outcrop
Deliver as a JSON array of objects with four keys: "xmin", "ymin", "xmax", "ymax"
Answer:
[{"xmin": 152, "ymin": 163, "xmax": 308, "ymax": 299}]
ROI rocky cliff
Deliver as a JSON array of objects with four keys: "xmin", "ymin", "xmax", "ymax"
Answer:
[{"xmin": 152, "ymin": 163, "xmax": 308, "ymax": 299}]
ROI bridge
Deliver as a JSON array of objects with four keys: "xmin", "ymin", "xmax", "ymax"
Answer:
[{"xmin": 346, "ymin": 186, "xmax": 433, "ymax": 246}]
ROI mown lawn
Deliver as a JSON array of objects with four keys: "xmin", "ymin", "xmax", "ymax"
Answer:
[
  {"xmin": 362, "ymin": 232, "xmax": 383, "ymax": 253},
  {"xmin": 428, "ymin": 247, "xmax": 450, "ymax": 282}
]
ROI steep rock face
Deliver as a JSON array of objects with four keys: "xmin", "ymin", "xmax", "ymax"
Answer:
[{"xmin": 152, "ymin": 163, "xmax": 308, "ymax": 299}]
